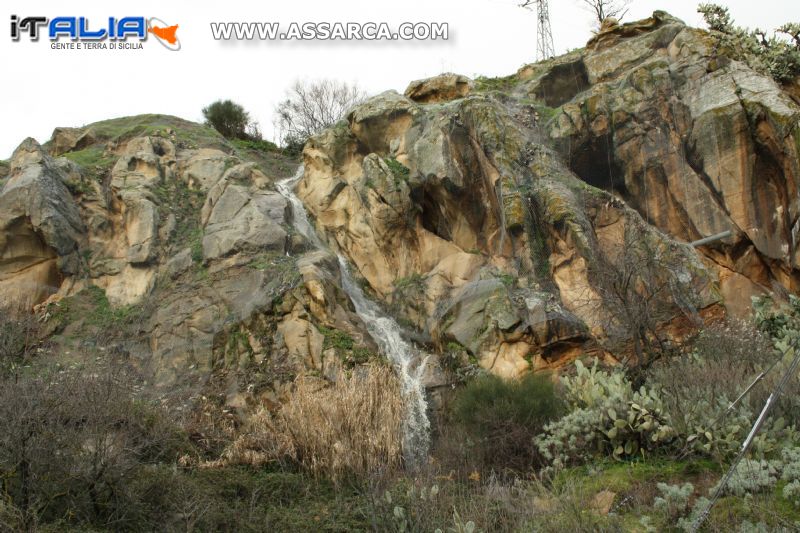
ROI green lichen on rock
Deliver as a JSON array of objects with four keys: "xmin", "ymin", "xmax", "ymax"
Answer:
[
  {"xmin": 501, "ymin": 176, "xmax": 527, "ymax": 232},
  {"xmin": 384, "ymin": 157, "xmax": 410, "ymax": 183}
]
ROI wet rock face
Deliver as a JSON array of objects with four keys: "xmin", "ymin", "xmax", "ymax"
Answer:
[
  {"xmin": 538, "ymin": 11, "xmax": 800, "ymax": 316},
  {"xmin": 298, "ymin": 11, "xmax": 799, "ymax": 377}
]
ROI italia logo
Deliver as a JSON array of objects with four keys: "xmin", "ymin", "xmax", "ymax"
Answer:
[{"xmin": 10, "ymin": 15, "xmax": 180, "ymax": 50}]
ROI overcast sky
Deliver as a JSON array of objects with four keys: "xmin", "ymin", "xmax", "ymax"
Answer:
[{"xmin": 2, "ymin": 0, "xmax": 798, "ymax": 158}]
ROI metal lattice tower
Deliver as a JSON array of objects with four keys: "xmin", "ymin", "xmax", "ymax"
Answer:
[{"xmin": 535, "ymin": 0, "xmax": 555, "ymax": 61}]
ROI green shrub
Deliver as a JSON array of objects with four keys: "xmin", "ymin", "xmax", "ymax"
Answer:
[
  {"xmin": 676, "ymin": 496, "xmax": 712, "ymax": 532},
  {"xmin": 282, "ymin": 135, "xmax": 305, "ymax": 157},
  {"xmin": 647, "ymin": 306, "xmax": 800, "ymax": 461},
  {"xmin": 473, "ymin": 74, "xmax": 519, "ymax": 93},
  {"xmin": 784, "ymin": 480, "xmax": 800, "ymax": 507},
  {"xmin": 394, "ymin": 273, "xmax": 425, "ymax": 291},
  {"xmin": 202, "ymin": 99, "xmax": 252, "ymax": 140},
  {"xmin": 230, "ymin": 137, "xmax": 279, "ymax": 153},
  {"xmin": 452, "ymin": 373, "xmax": 564, "ymax": 471},
  {"xmin": 713, "ymin": 459, "xmax": 780, "ymax": 497}
]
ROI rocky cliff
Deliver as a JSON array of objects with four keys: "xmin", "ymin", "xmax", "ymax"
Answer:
[
  {"xmin": 297, "ymin": 11, "xmax": 800, "ymax": 377},
  {"xmin": 0, "ymin": 116, "xmax": 383, "ymax": 415},
  {"xmin": 1, "ymin": 12, "xmax": 799, "ymax": 405}
]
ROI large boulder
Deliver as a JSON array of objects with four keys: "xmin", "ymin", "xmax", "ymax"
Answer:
[
  {"xmin": 405, "ymin": 73, "xmax": 473, "ymax": 103},
  {"xmin": 48, "ymin": 126, "xmax": 97, "ymax": 156}
]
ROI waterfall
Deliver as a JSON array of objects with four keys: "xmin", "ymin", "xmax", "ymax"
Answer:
[{"xmin": 276, "ymin": 166, "xmax": 431, "ymax": 468}]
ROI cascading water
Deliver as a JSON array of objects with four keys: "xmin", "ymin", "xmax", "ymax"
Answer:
[{"xmin": 276, "ymin": 166, "xmax": 431, "ymax": 467}]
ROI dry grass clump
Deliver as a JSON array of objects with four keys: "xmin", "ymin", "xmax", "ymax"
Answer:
[{"xmin": 222, "ymin": 364, "xmax": 405, "ymax": 482}]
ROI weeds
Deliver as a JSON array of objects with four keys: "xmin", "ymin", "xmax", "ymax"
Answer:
[{"xmin": 221, "ymin": 364, "xmax": 405, "ymax": 483}]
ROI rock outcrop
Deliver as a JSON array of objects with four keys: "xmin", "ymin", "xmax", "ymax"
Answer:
[
  {"xmin": 536, "ymin": 11, "xmax": 800, "ymax": 315},
  {"xmin": 0, "ymin": 139, "xmax": 85, "ymax": 304},
  {"xmin": 0, "ymin": 116, "xmax": 378, "ymax": 411},
  {"xmin": 297, "ymin": 11, "xmax": 799, "ymax": 377},
  {"xmin": 405, "ymin": 73, "xmax": 473, "ymax": 103}
]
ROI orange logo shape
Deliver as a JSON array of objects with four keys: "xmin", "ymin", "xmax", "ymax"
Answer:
[
  {"xmin": 148, "ymin": 24, "xmax": 178, "ymax": 44},
  {"xmin": 147, "ymin": 17, "xmax": 181, "ymax": 51}
]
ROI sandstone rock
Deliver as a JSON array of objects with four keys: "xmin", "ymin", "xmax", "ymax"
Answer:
[
  {"xmin": 111, "ymin": 150, "xmax": 163, "ymax": 191},
  {"xmin": 404, "ymin": 73, "xmax": 473, "ymax": 103},
  {"xmin": 439, "ymin": 279, "xmax": 516, "ymax": 355},
  {"xmin": 1, "ymin": 116, "xmax": 324, "ymax": 413},
  {"xmin": 163, "ymin": 247, "xmax": 193, "ymax": 279},
  {"xmin": 277, "ymin": 313, "xmax": 324, "ymax": 370},
  {"xmin": 181, "ymin": 148, "xmax": 236, "ymax": 191},
  {"xmin": 296, "ymin": 16, "xmax": 736, "ymax": 374},
  {"xmin": 591, "ymin": 490, "xmax": 616, "ymax": 515},
  {"xmin": 102, "ymin": 264, "xmax": 156, "ymax": 307},
  {"xmin": 125, "ymin": 198, "xmax": 158, "ymax": 264},
  {"xmin": 48, "ymin": 126, "xmax": 96, "ymax": 156},
  {"xmin": 542, "ymin": 11, "xmax": 800, "ymax": 313},
  {"xmin": 201, "ymin": 166, "xmax": 288, "ymax": 261},
  {"xmin": 586, "ymin": 10, "xmax": 684, "ymax": 52},
  {"xmin": 0, "ymin": 139, "xmax": 85, "ymax": 304}
]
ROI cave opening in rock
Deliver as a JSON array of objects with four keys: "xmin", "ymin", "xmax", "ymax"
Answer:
[
  {"xmin": 568, "ymin": 133, "xmax": 628, "ymax": 199},
  {"xmin": 534, "ymin": 59, "xmax": 590, "ymax": 108},
  {"xmin": 414, "ymin": 186, "xmax": 453, "ymax": 241}
]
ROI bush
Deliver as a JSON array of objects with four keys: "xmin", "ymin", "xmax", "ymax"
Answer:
[
  {"xmin": 451, "ymin": 373, "xmax": 564, "ymax": 472},
  {"xmin": 698, "ymin": 4, "xmax": 800, "ymax": 83},
  {"xmin": 535, "ymin": 361, "xmax": 676, "ymax": 468},
  {"xmin": 230, "ymin": 137, "xmax": 279, "ymax": 153},
  {"xmin": 711, "ymin": 459, "xmax": 780, "ymax": 497},
  {"xmin": 202, "ymin": 99, "xmax": 255, "ymax": 140},
  {"xmin": 653, "ymin": 482, "xmax": 694, "ymax": 522},
  {"xmin": 649, "ymin": 320, "xmax": 784, "ymax": 459},
  {"xmin": 0, "ymin": 362, "xmax": 188, "ymax": 529},
  {"xmin": 0, "ymin": 304, "xmax": 44, "ymax": 376},
  {"xmin": 650, "ymin": 302, "xmax": 800, "ymax": 460}
]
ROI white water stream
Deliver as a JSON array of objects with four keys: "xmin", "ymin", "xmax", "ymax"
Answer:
[{"xmin": 276, "ymin": 167, "xmax": 431, "ymax": 467}]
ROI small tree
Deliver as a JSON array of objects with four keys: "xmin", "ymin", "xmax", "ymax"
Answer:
[
  {"xmin": 587, "ymin": 221, "xmax": 701, "ymax": 384},
  {"xmin": 273, "ymin": 79, "xmax": 366, "ymax": 153},
  {"xmin": 578, "ymin": 0, "xmax": 632, "ymax": 28},
  {"xmin": 202, "ymin": 99, "xmax": 252, "ymax": 140}
]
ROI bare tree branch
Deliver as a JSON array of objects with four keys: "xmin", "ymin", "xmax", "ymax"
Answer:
[
  {"xmin": 273, "ymin": 79, "xmax": 366, "ymax": 150},
  {"xmin": 578, "ymin": 0, "xmax": 632, "ymax": 28}
]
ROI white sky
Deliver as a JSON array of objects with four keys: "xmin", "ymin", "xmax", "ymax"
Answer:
[{"xmin": 2, "ymin": 0, "xmax": 798, "ymax": 158}]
